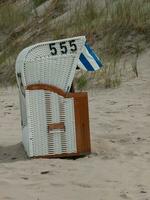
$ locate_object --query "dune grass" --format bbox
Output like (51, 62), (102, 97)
(0, 0), (150, 86)
(55, 0), (150, 54)
(63, 0), (150, 88)
(0, 2), (30, 33)
(32, 0), (48, 7)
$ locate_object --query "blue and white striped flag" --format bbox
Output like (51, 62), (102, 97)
(78, 42), (103, 71)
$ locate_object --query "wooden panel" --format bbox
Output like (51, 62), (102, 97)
(69, 92), (91, 154)
(32, 152), (88, 159)
(48, 122), (65, 131)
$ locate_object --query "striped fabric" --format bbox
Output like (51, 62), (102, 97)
(78, 42), (103, 71)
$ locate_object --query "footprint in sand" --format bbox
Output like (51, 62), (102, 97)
(71, 181), (92, 188)
(50, 183), (65, 187)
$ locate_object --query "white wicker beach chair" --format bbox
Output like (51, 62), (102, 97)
(16, 36), (91, 158)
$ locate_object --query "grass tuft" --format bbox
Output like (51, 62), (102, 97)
(0, 3), (30, 33)
(32, 0), (47, 7)
(76, 73), (88, 90)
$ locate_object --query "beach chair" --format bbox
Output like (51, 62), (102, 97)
(16, 36), (93, 158)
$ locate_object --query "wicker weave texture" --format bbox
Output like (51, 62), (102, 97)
(25, 90), (76, 157)
(15, 36), (85, 157)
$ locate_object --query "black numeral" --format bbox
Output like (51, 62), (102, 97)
(69, 40), (77, 52)
(49, 43), (57, 55)
(60, 41), (67, 54)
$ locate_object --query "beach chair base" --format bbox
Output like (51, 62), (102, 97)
(23, 84), (91, 158)
(32, 152), (91, 159)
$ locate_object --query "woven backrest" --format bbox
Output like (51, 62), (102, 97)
(16, 36), (86, 92)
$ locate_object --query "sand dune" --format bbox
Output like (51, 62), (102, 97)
(0, 50), (150, 200)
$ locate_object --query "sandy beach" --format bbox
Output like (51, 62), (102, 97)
(0, 50), (150, 200)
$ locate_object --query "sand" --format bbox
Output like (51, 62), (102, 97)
(0, 50), (150, 200)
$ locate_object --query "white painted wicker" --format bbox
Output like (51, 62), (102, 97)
(16, 36), (86, 91)
(16, 36), (85, 157)
(25, 90), (76, 157)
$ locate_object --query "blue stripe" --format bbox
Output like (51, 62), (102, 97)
(79, 53), (95, 71)
(85, 43), (103, 68)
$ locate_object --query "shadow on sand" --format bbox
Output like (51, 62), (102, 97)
(0, 142), (28, 163)
(0, 143), (95, 163)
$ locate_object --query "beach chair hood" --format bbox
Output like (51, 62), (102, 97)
(16, 36), (86, 93)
